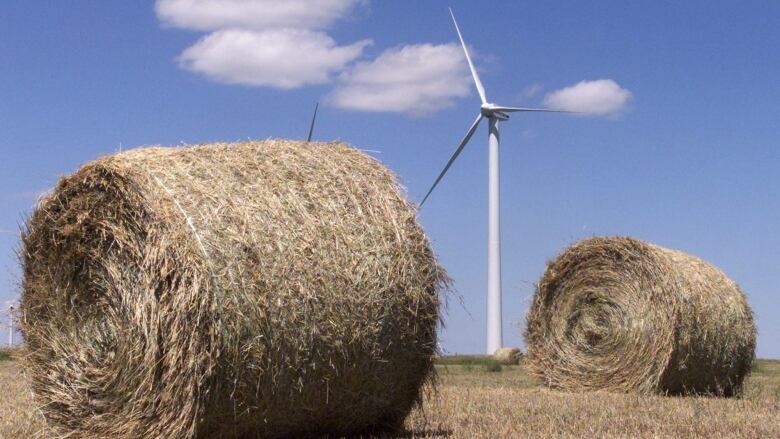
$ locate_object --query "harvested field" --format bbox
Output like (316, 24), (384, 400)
(2, 351), (778, 438)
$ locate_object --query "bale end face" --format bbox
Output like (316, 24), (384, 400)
(523, 236), (756, 397)
(493, 347), (523, 365)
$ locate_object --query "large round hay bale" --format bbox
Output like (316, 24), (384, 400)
(493, 347), (522, 365)
(524, 236), (755, 396)
(20, 140), (446, 438)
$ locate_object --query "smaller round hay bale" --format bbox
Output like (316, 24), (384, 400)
(524, 236), (756, 396)
(493, 347), (522, 365)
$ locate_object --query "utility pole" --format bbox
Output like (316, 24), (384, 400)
(7, 304), (13, 346)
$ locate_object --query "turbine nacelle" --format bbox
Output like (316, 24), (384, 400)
(481, 103), (510, 120)
(482, 102), (573, 119)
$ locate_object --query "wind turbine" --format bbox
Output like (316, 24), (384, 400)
(420, 8), (574, 355)
(306, 102), (319, 142)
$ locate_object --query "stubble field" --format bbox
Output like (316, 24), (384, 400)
(1, 349), (778, 438)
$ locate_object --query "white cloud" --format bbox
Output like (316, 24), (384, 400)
(155, 2), (474, 113)
(157, 0), (369, 89)
(543, 79), (632, 116)
(178, 29), (371, 89)
(328, 43), (471, 116)
(155, 0), (364, 31)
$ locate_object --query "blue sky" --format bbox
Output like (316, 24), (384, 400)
(1, 1), (778, 357)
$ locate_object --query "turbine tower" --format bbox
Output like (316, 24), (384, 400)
(421, 9), (573, 354)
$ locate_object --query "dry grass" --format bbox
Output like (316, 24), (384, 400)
(20, 140), (445, 438)
(525, 237), (756, 396)
(406, 360), (780, 438)
(0, 349), (47, 438)
(3, 351), (778, 438)
(493, 347), (522, 365)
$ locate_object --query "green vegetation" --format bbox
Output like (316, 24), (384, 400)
(752, 359), (780, 376)
(436, 355), (504, 372)
(483, 360), (502, 373)
(436, 355), (493, 366)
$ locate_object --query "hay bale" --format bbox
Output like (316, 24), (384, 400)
(524, 236), (755, 396)
(20, 140), (446, 438)
(493, 347), (522, 365)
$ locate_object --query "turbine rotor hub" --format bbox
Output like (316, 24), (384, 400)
(480, 102), (497, 116)
(481, 103), (509, 120)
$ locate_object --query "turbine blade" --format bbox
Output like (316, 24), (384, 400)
(420, 114), (484, 207)
(449, 8), (487, 104)
(307, 102), (319, 142)
(491, 106), (579, 114)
